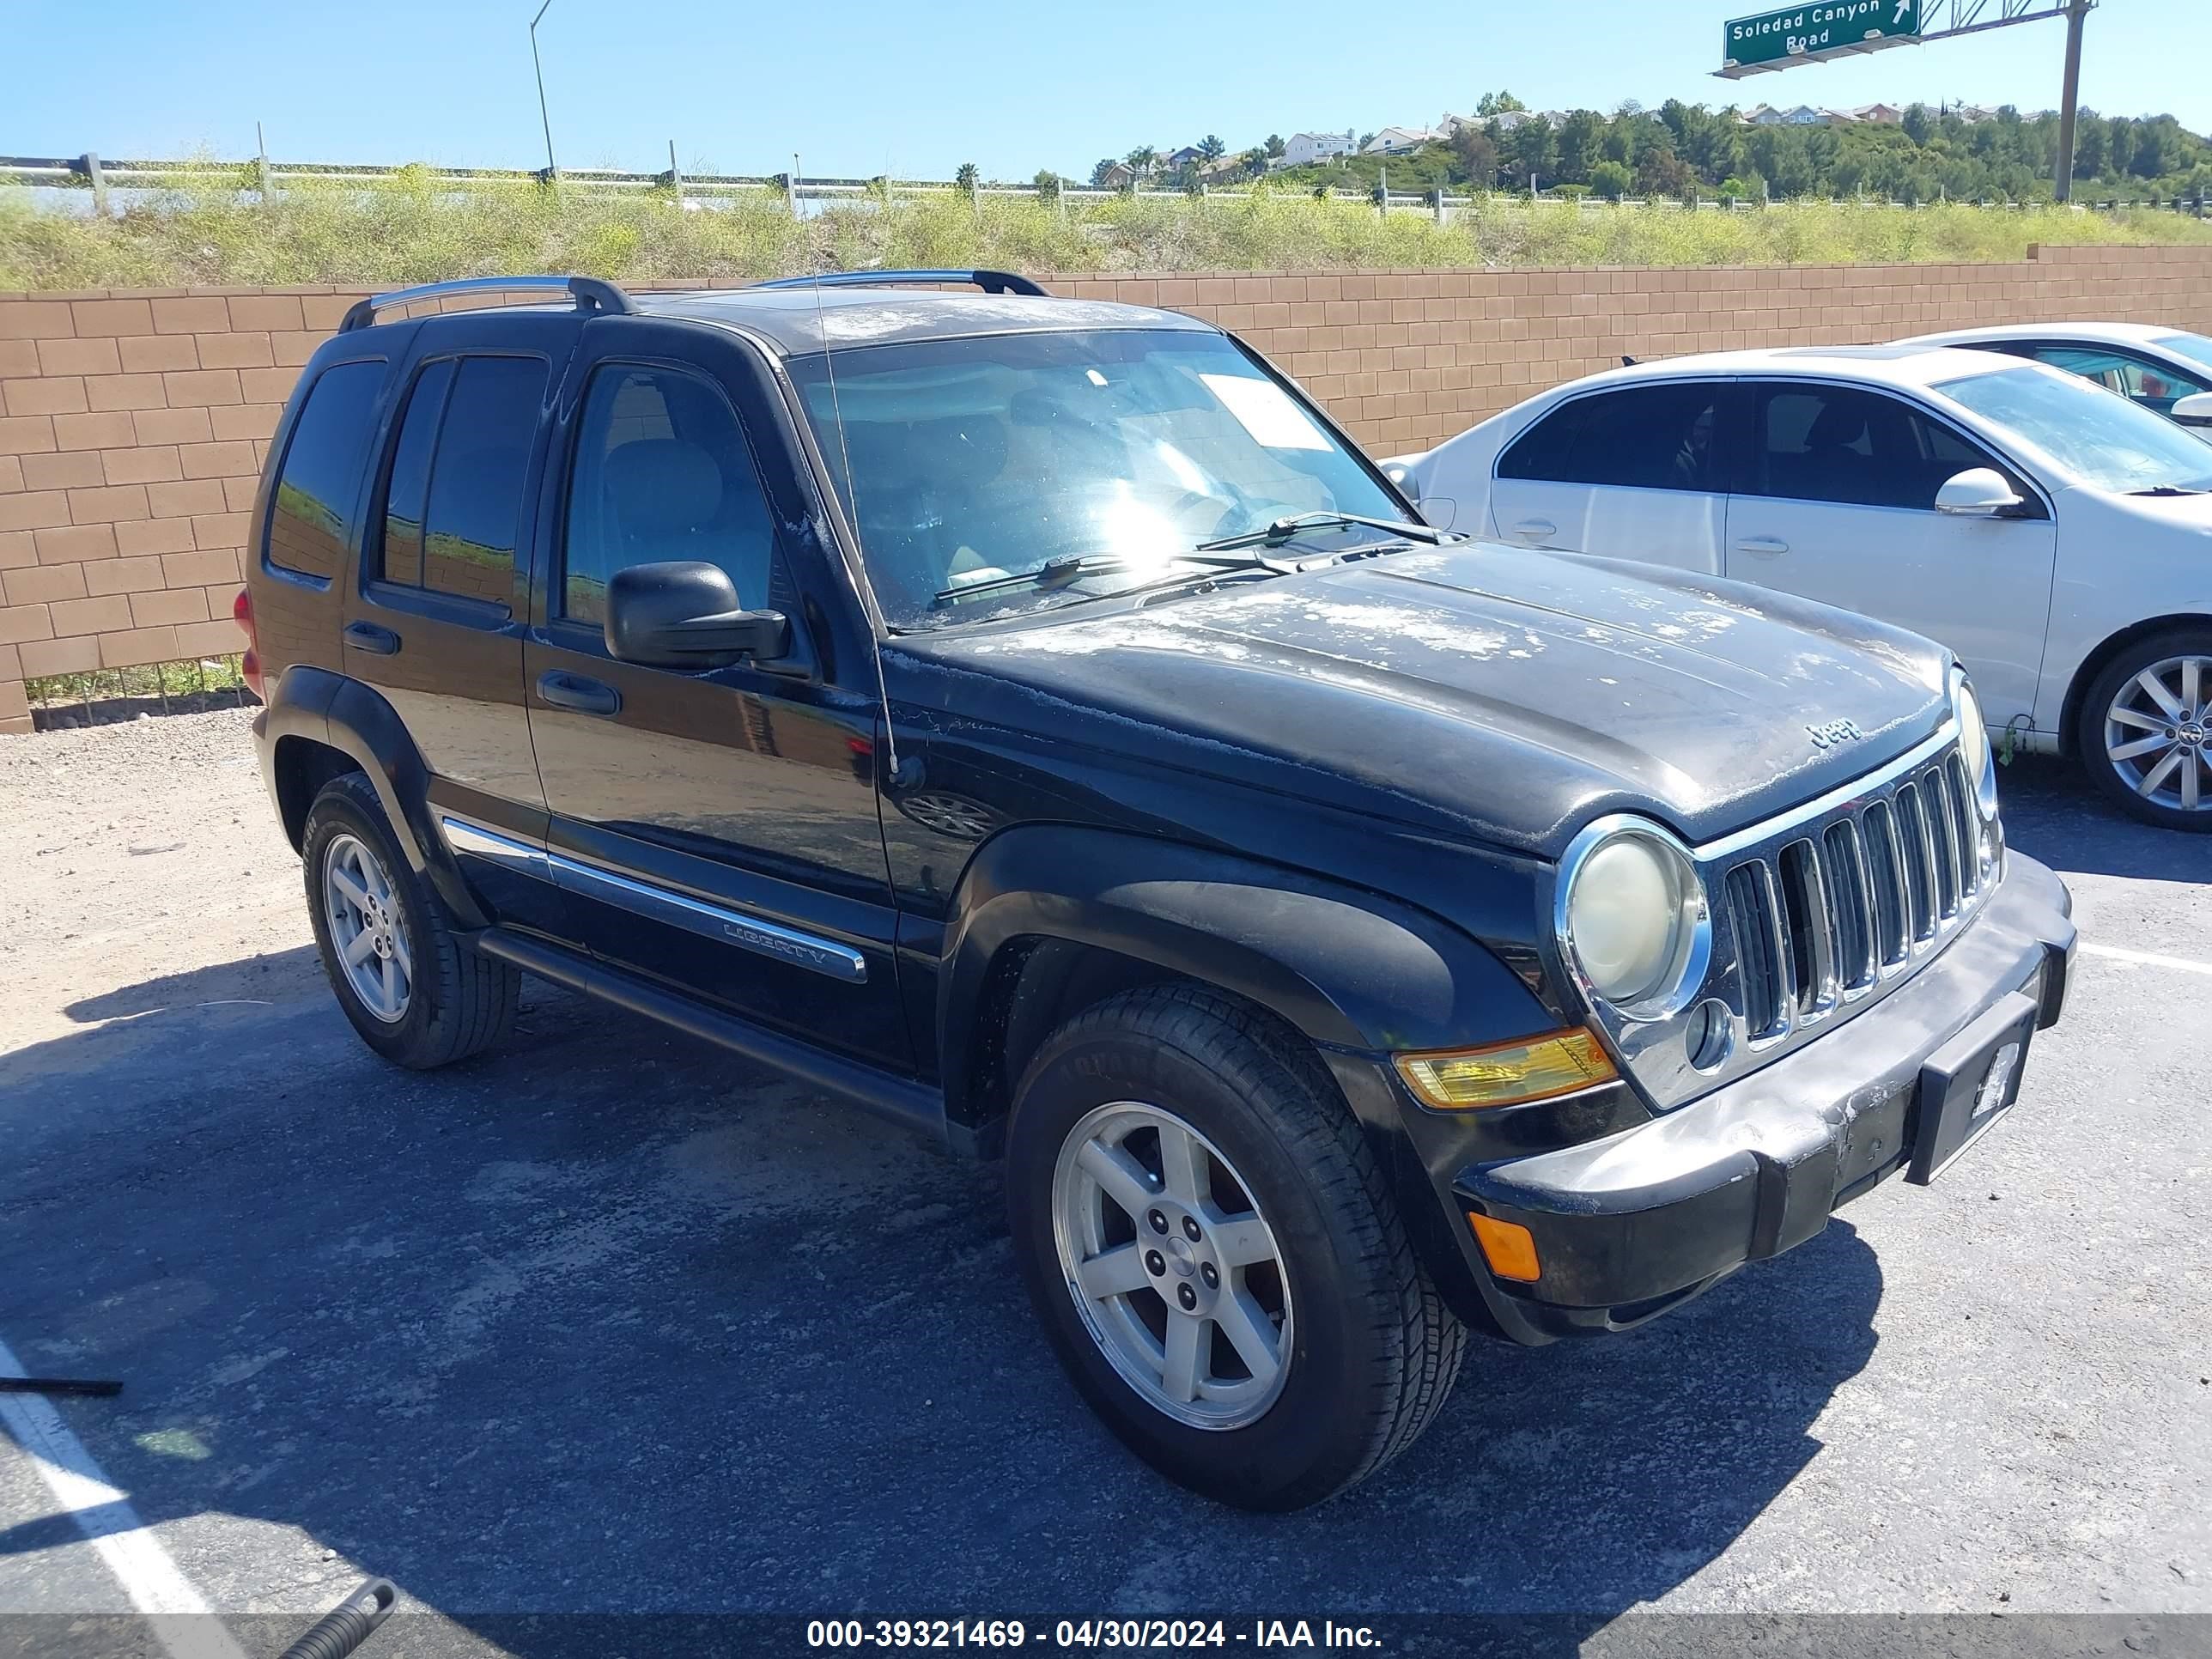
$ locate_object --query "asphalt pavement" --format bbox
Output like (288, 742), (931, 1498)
(0, 714), (2208, 1657)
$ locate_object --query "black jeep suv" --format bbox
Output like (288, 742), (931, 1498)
(245, 270), (2075, 1510)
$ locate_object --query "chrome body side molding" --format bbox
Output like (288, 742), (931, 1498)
(438, 816), (868, 986)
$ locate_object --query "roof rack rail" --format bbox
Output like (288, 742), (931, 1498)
(750, 269), (1050, 298)
(337, 275), (637, 333)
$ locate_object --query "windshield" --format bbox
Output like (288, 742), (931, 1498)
(2153, 332), (2212, 374)
(1936, 364), (2212, 495)
(788, 329), (1412, 629)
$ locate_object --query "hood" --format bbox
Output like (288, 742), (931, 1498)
(897, 544), (1952, 858)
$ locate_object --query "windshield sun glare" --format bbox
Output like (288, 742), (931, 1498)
(789, 329), (1411, 629)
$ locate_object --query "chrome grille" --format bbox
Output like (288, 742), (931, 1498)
(1712, 741), (1992, 1051)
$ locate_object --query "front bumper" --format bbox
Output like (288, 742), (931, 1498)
(1425, 853), (2070, 1343)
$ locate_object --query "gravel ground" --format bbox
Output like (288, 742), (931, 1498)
(0, 708), (2208, 1657)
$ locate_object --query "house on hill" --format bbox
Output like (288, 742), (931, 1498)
(1280, 130), (1356, 166)
(1362, 125), (1443, 155)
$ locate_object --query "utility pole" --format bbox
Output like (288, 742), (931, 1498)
(530, 0), (558, 179)
(2051, 0), (2089, 203)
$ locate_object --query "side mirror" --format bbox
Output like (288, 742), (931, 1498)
(2172, 391), (2212, 428)
(1935, 467), (2025, 518)
(605, 561), (789, 669)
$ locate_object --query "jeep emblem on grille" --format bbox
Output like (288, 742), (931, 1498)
(1807, 719), (1865, 750)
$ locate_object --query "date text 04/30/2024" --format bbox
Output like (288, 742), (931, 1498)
(805, 1620), (1383, 1649)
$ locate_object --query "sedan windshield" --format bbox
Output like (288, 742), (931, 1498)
(1936, 364), (2212, 495)
(787, 329), (1413, 629)
(2153, 332), (2212, 374)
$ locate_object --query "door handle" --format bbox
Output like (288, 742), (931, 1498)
(343, 621), (400, 655)
(1734, 537), (1790, 557)
(1510, 519), (1556, 542)
(536, 671), (621, 717)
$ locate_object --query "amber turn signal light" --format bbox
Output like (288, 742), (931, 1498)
(1394, 1029), (1615, 1109)
(1468, 1212), (1541, 1283)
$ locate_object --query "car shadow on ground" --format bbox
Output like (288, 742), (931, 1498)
(1997, 754), (2212, 883)
(0, 960), (1885, 1655)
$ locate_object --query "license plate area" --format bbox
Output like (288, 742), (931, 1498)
(1905, 984), (2040, 1185)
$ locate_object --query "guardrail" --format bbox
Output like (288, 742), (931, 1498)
(4, 152), (2204, 221)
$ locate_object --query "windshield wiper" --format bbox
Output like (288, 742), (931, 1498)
(2130, 485), (2209, 497)
(931, 550), (1291, 608)
(1194, 511), (1454, 552)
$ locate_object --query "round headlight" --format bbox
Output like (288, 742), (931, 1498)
(1956, 680), (1990, 782)
(1564, 830), (1703, 1010)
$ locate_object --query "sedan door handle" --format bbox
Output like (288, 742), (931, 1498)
(536, 671), (621, 717)
(1510, 518), (1556, 542)
(1734, 537), (1790, 557)
(343, 621), (400, 655)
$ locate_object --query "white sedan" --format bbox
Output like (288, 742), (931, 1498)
(1896, 321), (2212, 436)
(1393, 344), (2212, 829)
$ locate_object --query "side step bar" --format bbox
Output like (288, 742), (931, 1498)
(472, 927), (948, 1147)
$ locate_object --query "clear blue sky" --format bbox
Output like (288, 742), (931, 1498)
(7, 0), (2205, 179)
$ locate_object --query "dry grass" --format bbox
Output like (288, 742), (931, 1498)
(5, 168), (2210, 289)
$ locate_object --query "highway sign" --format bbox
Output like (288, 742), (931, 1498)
(1722, 0), (1921, 75)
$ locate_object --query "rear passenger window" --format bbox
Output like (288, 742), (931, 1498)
(376, 356), (548, 608)
(559, 364), (778, 626)
(266, 361), (384, 580)
(1497, 384), (1726, 493)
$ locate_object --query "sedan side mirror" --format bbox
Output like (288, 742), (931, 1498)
(605, 561), (789, 670)
(1935, 467), (2025, 518)
(2172, 391), (2212, 428)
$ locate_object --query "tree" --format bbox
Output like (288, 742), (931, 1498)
(1589, 160), (1632, 200)
(1555, 109), (1604, 185)
(1506, 118), (1555, 189)
(1033, 169), (1061, 198)
(1476, 89), (1526, 117)
(954, 161), (980, 192)
(2071, 108), (2107, 178)
(1357, 132), (1377, 151)
(1635, 147), (1695, 198)
(1902, 103), (1932, 144)
(1449, 125), (1498, 189)
(1125, 146), (1156, 173)
(1090, 158), (1118, 188)
(1265, 133), (1285, 159)
(1241, 149), (1270, 179)
(1199, 134), (1225, 161)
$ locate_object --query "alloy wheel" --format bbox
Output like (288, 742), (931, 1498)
(323, 832), (413, 1022)
(1049, 1101), (1293, 1431)
(2104, 654), (2212, 813)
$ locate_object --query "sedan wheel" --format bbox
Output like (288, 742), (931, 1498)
(1050, 1101), (1292, 1431)
(2103, 653), (2212, 814)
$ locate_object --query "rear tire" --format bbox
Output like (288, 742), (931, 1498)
(2075, 629), (2212, 831)
(301, 772), (519, 1067)
(1005, 985), (1465, 1511)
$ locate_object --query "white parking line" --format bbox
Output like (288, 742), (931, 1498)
(2079, 940), (2212, 977)
(0, 1338), (247, 1659)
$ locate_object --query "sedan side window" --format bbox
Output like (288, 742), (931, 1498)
(560, 364), (780, 627)
(2031, 346), (2209, 414)
(1747, 383), (2013, 511)
(1498, 384), (1728, 493)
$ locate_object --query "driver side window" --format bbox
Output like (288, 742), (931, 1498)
(2030, 346), (2209, 413)
(561, 364), (778, 626)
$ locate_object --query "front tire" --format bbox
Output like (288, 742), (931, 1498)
(1005, 986), (1465, 1510)
(2076, 629), (2212, 830)
(301, 772), (519, 1067)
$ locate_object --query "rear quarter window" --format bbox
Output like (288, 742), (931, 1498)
(264, 360), (385, 581)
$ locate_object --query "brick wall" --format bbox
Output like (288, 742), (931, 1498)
(3, 243), (2209, 734)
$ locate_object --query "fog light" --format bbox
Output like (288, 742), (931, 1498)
(1468, 1212), (1540, 1282)
(1395, 1029), (1616, 1109)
